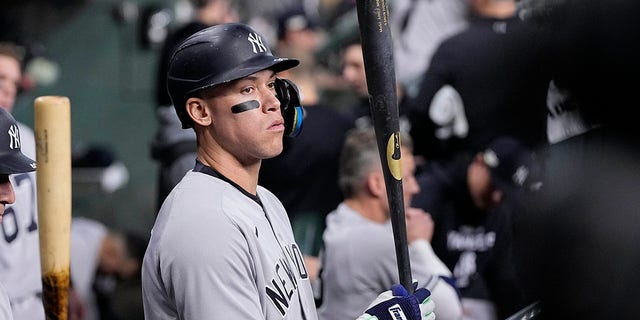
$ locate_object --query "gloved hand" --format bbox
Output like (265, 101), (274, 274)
(357, 284), (435, 320)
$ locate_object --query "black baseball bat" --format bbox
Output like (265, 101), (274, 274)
(355, 0), (413, 293)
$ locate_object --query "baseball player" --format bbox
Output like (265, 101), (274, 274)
(151, 0), (240, 211)
(142, 23), (435, 320)
(411, 136), (541, 319)
(68, 215), (148, 320)
(0, 42), (45, 320)
(0, 107), (38, 320)
(405, 0), (553, 163)
(317, 127), (462, 320)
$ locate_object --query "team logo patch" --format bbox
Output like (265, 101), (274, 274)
(7, 124), (21, 149)
(247, 32), (267, 53)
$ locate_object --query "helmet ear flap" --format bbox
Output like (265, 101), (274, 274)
(275, 78), (304, 138)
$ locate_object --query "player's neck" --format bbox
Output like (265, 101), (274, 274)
(197, 151), (260, 195)
(345, 197), (387, 223)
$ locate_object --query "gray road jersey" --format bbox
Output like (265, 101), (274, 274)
(0, 123), (44, 320)
(142, 170), (317, 320)
(0, 283), (13, 320)
(318, 203), (458, 320)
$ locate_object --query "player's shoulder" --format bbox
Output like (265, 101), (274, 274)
(147, 184), (257, 268)
(169, 171), (235, 199)
(156, 172), (255, 232)
(72, 216), (106, 230)
(324, 205), (391, 248)
(71, 217), (108, 242)
(256, 185), (277, 201)
(256, 186), (291, 222)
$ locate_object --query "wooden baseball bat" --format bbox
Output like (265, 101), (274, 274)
(355, 0), (413, 293)
(34, 96), (71, 320)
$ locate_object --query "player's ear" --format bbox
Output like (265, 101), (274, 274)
(186, 97), (212, 127)
(367, 172), (386, 197)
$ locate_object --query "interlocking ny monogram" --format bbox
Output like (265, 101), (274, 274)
(247, 32), (267, 53)
(7, 124), (20, 149)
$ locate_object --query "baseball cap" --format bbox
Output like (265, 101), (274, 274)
(482, 136), (543, 196)
(276, 6), (319, 40)
(0, 108), (36, 174)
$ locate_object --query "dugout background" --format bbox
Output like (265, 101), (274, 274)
(8, 0), (194, 236)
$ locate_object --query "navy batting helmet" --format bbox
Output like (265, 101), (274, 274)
(0, 108), (36, 174)
(167, 23), (300, 128)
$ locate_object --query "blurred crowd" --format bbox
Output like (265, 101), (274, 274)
(1, 0), (640, 319)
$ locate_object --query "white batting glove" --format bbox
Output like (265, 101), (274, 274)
(356, 284), (436, 320)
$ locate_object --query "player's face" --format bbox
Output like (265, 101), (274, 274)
(380, 146), (420, 215)
(401, 147), (420, 206)
(468, 154), (503, 209)
(342, 44), (369, 97)
(0, 174), (16, 223)
(0, 55), (21, 112)
(205, 69), (285, 163)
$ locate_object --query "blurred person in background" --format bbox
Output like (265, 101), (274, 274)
(150, 0), (239, 211)
(338, 35), (411, 131)
(71, 217), (147, 320)
(412, 136), (542, 319)
(0, 41), (44, 320)
(390, 0), (469, 99)
(404, 0), (553, 166)
(318, 127), (462, 320)
(511, 1), (640, 319)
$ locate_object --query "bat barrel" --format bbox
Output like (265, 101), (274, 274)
(35, 96), (72, 320)
(355, 0), (413, 293)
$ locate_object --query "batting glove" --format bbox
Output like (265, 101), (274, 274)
(357, 284), (436, 320)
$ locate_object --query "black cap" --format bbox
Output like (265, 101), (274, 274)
(277, 6), (319, 40)
(167, 23), (300, 128)
(0, 108), (36, 174)
(482, 136), (543, 195)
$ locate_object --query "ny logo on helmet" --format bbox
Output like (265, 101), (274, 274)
(247, 33), (267, 54)
(7, 124), (20, 149)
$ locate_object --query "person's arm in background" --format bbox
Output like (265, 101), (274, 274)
(406, 207), (463, 320)
(404, 39), (471, 166)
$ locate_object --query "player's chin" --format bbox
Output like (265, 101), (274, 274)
(265, 143), (284, 158)
(257, 137), (284, 159)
